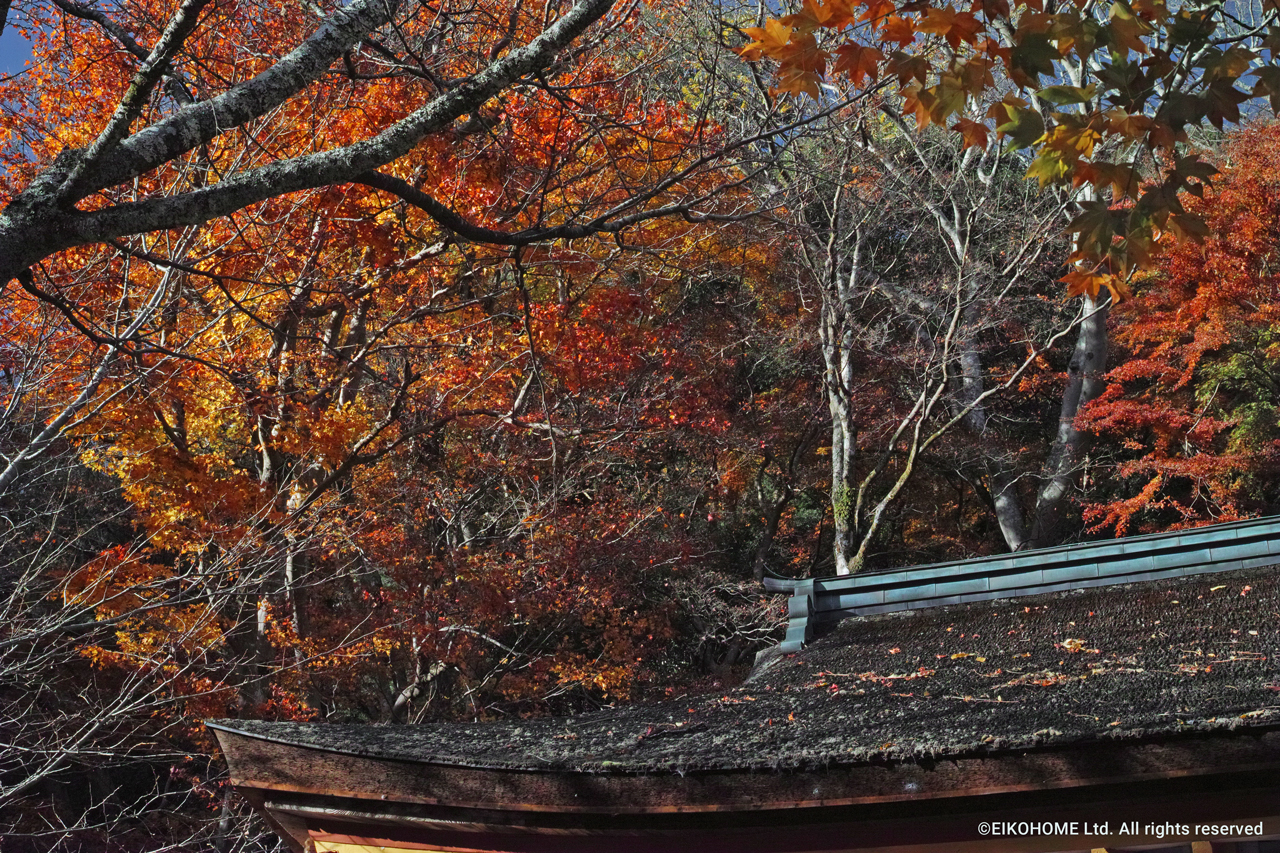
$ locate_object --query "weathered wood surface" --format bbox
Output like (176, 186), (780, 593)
(215, 723), (1280, 814)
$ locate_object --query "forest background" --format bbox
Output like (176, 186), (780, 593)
(3, 0), (1280, 848)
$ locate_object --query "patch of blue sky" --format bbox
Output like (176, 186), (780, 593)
(0, 24), (32, 78)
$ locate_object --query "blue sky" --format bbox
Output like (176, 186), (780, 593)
(0, 26), (32, 77)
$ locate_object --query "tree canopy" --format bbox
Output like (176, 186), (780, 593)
(5, 0), (1280, 848)
(738, 0), (1279, 298)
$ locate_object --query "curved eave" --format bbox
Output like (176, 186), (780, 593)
(212, 721), (1280, 816)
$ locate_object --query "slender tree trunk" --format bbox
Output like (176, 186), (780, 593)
(990, 467), (1029, 550)
(214, 784), (234, 853)
(750, 466), (792, 582)
(247, 596), (270, 708)
(823, 299), (859, 575)
(284, 545), (305, 646)
(957, 328), (1031, 551)
(1029, 295), (1109, 547)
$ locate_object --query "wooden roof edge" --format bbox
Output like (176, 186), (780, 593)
(277, 807), (1280, 853)
(211, 721), (1280, 818)
(260, 782), (1280, 837)
(230, 743), (1280, 853)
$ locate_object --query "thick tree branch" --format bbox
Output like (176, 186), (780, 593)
(38, 0), (611, 249)
(48, 0), (198, 105)
(64, 0), (216, 193)
(0, 0), (621, 283)
(57, 0), (404, 200)
(50, 0), (153, 60)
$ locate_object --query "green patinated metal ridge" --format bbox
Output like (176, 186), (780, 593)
(767, 516), (1280, 652)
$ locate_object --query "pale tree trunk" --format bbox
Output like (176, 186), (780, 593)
(1028, 294), (1109, 547)
(957, 324), (1030, 552)
(954, 295), (1110, 553)
(1024, 181), (1110, 548)
(824, 298), (860, 576)
(816, 198), (863, 576)
(990, 467), (1030, 550)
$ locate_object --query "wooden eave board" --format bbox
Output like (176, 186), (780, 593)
(272, 783), (1280, 853)
(214, 725), (1280, 816)
(218, 724), (1280, 853)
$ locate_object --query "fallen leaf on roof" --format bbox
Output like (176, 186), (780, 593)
(1091, 664), (1145, 675)
(1001, 670), (1082, 688)
(638, 721), (707, 742)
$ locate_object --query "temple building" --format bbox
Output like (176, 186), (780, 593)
(212, 517), (1280, 853)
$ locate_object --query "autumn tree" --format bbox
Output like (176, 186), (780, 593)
(771, 106), (1092, 572)
(0, 0), (822, 846)
(698, 30), (1107, 570)
(0, 0), (610, 286)
(0, 304), (253, 848)
(1084, 122), (1280, 534)
(726, 0), (1280, 569)
(737, 0), (1275, 290)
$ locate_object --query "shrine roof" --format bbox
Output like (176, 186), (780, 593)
(211, 562), (1280, 775)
